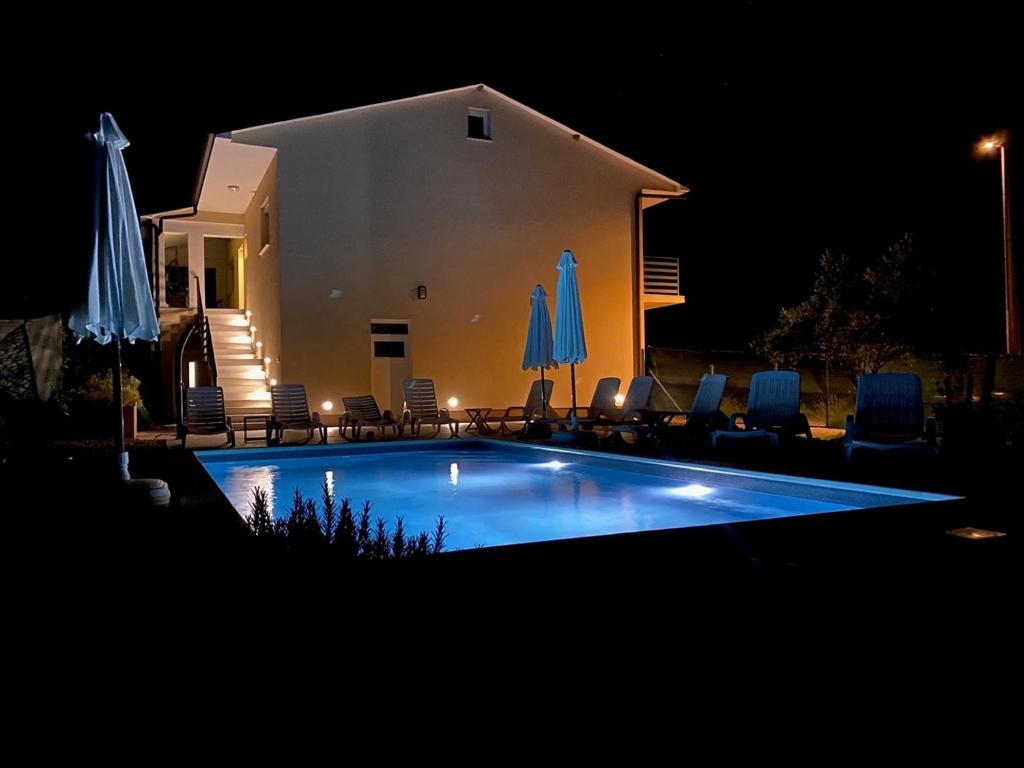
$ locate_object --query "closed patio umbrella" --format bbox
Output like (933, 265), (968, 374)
(553, 249), (587, 429)
(521, 284), (558, 419)
(68, 113), (159, 481)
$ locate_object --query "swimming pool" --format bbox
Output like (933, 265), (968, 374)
(198, 440), (959, 550)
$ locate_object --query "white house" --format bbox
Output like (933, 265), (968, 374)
(145, 84), (687, 423)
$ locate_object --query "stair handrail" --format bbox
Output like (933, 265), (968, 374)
(193, 273), (218, 387)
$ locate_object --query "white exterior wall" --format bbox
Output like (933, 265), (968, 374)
(229, 88), (681, 411)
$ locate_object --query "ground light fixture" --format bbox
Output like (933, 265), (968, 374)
(947, 527), (1006, 540)
(614, 393), (626, 407)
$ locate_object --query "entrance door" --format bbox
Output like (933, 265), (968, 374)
(370, 320), (410, 415)
(204, 268), (218, 309)
(203, 237), (243, 309)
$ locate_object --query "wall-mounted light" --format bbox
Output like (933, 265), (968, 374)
(322, 401), (334, 412)
(256, 341), (263, 351)
(269, 378), (277, 386)
(417, 285), (427, 300)
(245, 309), (252, 319)
(264, 356), (272, 365)
(228, 184), (240, 192)
(448, 397), (459, 409)
(250, 325), (257, 334)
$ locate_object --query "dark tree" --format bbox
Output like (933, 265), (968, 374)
(754, 234), (932, 383)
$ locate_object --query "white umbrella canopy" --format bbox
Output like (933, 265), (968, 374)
(553, 249), (587, 428)
(68, 113), (159, 480)
(521, 284), (558, 418)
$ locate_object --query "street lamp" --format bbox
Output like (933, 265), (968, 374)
(979, 135), (1019, 355)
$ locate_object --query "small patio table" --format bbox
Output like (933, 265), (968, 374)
(463, 407), (495, 434)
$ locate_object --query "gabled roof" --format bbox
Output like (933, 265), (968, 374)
(229, 84), (687, 193)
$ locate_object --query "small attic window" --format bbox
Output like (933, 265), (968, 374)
(467, 108), (491, 141)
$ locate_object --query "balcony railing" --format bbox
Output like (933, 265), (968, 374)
(643, 256), (680, 296)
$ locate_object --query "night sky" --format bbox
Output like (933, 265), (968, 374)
(7, 4), (1020, 355)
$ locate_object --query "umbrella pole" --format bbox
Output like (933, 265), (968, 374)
(112, 336), (129, 480)
(540, 367), (547, 418)
(570, 363), (578, 430)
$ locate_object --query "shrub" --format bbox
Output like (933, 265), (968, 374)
(70, 370), (144, 408)
(245, 482), (446, 561)
(802, 392), (856, 429)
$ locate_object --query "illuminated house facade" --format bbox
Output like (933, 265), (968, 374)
(146, 85), (686, 421)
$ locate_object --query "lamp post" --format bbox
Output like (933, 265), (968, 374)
(980, 136), (1019, 355)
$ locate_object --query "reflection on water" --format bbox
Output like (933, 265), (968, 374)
(204, 450), (863, 549)
(220, 464), (280, 517)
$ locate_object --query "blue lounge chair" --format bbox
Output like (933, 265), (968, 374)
(711, 370), (811, 451)
(554, 376), (620, 426)
(676, 373), (729, 438)
(608, 373), (727, 447)
(579, 375), (654, 428)
(844, 373), (937, 463)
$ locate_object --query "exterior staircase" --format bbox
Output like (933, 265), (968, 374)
(204, 308), (271, 421)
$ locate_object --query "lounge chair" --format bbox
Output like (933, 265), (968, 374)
(553, 377), (620, 426)
(578, 375), (654, 427)
(635, 373), (729, 441)
(269, 384), (326, 444)
(606, 374), (728, 448)
(402, 378), (459, 437)
(844, 373), (938, 463)
(341, 395), (399, 440)
(484, 379), (557, 434)
(710, 370), (811, 451)
(676, 373), (729, 438)
(179, 386), (234, 449)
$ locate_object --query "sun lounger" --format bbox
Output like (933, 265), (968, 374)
(269, 384), (326, 444)
(341, 394), (400, 440)
(180, 386), (234, 448)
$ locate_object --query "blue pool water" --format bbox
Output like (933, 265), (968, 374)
(198, 441), (958, 550)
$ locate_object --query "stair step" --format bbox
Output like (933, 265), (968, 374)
(217, 370), (267, 380)
(224, 383), (270, 392)
(225, 392), (272, 402)
(208, 322), (247, 328)
(222, 391), (269, 399)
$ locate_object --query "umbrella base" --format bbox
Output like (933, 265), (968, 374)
(121, 478), (172, 508)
